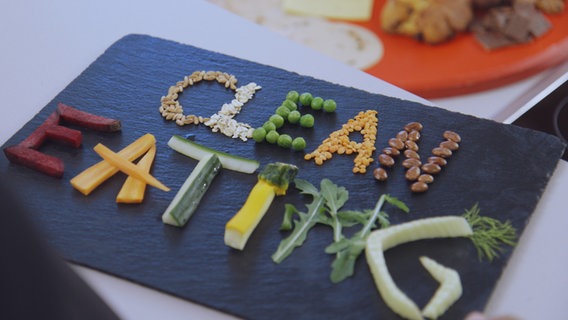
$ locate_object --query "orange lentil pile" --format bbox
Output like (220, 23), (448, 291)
(304, 110), (378, 173)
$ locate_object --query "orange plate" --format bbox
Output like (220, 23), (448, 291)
(351, 1), (568, 98)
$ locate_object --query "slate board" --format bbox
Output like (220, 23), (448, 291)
(1, 34), (565, 320)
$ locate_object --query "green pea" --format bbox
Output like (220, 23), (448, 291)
(286, 90), (299, 103)
(265, 130), (280, 144)
(252, 127), (267, 142)
(277, 134), (293, 149)
(275, 106), (291, 119)
(282, 99), (298, 111)
(287, 110), (301, 124)
(291, 137), (307, 151)
(262, 121), (276, 132)
(269, 114), (285, 128)
(300, 114), (315, 128)
(299, 92), (313, 107)
(311, 97), (324, 110)
(323, 99), (337, 112)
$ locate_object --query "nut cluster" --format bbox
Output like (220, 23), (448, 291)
(159, 71), (238, 126)
(409, 130), (460, 193)
(373, 122), (461, 193)
(304, 110), (378, 173)
(373, 121), (424, 182)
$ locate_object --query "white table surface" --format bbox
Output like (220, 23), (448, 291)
(1, 1), (567, 319)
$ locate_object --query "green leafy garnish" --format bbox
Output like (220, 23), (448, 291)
(271, 178), (328, 263)
(325, 194), (408, 283)
(271, 177), (409, 283)
(320, 179), (350, 243)
(463, 203), (517, 262)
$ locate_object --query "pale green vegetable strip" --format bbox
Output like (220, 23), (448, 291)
(365, 216), (473, 320)
(167, 135), (259, 174)
(419, 256), (463, 320)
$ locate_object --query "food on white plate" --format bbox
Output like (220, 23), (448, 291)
(282, 0), (374, 21)
(208, 0), (384, 69)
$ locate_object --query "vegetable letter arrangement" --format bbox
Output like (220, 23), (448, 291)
(0, 35), (564, 320)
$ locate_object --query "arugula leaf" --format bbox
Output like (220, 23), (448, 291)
(321, 179), (349, 216)
(272, 179), (409, 284)
(326, 194), (407, 283)
(328, 239), (366, 283)
(384, 195), (410, 213)
(317, 179), (353, 282)
(320, 178), (349, 242)
(337, 210), (373, 227)
(272, 178), (351, 263)
(271, 179), (327, 264)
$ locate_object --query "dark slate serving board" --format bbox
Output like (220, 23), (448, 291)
(1, 34), (565, 320)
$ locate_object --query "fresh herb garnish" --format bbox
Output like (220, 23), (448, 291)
(325, 194), (409, 283)
(320, 179), (350, 244)
(463, 203), (517, 262)
(271, 177), (409, 283)
(271, 178), (328, 263)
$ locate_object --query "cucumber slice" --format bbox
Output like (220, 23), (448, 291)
(365, 216), (472, 320)
(419, 256), (462, 319)
(167, 135), (259, 174)
(162, 153), (221, 227)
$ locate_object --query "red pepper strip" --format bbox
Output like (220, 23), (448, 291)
(3, 145), (64, 178)
(45, 125), (83, 148)
(19, 111), (60, 149)
(57, 103), (121, 132)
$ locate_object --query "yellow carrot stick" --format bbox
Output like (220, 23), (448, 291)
(93, 143), (170, 192)
(116, 144), (157, 203)
(71, 133), (156, 195)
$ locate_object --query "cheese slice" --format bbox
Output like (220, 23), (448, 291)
(282, 0), (374, 21)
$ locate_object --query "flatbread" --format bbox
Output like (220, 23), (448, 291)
(208, 0), (384, 69)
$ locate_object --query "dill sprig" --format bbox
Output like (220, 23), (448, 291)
(463, 203), (518, 262)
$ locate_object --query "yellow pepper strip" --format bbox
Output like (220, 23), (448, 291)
(224, 162), (298, 251)
(225, 179), (276, 250)
(116, 144), (157, 203)
(71, 133), (156, 195)
(93, 143), (169, 192)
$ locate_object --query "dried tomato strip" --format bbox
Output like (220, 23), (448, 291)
(3, 145), (64, 178)
(46, 125), (83, 148)
(57, 103), (121, 132)
(19, 111), (60, 149)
